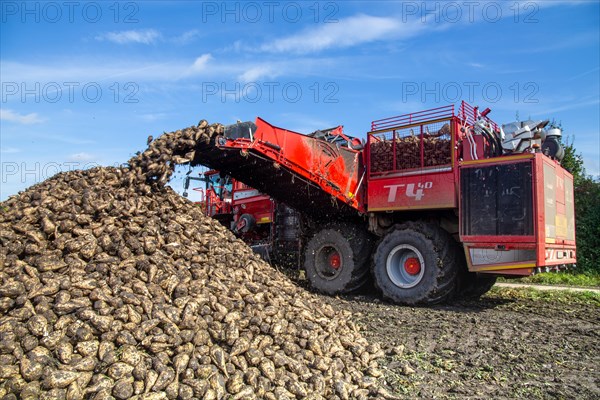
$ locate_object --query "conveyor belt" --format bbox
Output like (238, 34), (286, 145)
(193, 141), (359, 220)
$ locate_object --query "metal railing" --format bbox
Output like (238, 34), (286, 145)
(458, 101), (499, 131)
(371, 104), (455, 131)
(371, 101), (499, 132)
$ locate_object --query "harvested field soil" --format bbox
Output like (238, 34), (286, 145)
(320, 288), (600, 399)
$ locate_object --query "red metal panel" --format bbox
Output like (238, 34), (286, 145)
(223, 118), (365, 212)
(459, 155), (537, 275)
(555, 169), (566, 215)
(543, 158), (574, 243)
(234, 196), (273, 224)
(459, 155), (536, 239)
(534, 154), (546, 267)
(543, 245), (576, 266)
(537, 155), (577, 266)
(460, 153), (577, 274)
(461, 135), (486, 161)
(368, 171), (455, 211)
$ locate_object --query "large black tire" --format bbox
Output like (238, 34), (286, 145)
(453, 243), (497, 299)
(304, 223), (372, 294)
(459, 273), (497, 299)
(372, 222), (459, 305)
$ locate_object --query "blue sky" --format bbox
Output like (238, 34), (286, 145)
(1, 0), (599, 200)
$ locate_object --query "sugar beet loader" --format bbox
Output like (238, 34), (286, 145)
(186, 101), (576, 305)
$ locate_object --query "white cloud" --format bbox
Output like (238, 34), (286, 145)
(0, 147), (20, 154)
(257, 2), (590, 56)
(2, 54), (343, 86)
(139, 113), (169, 122)
(67, 152), (96, 162)
(238, 66), (280, 82)
(468, 62), (484, 68)
(260, 14), (423, 54)
(172, 30), (200, 45)
(1, 58), (209, 83)
(0, 109), (44, 124)
(96, 29), (161, 45)
(529, 98), (600, 117)
(3, 60), (185, 83)
(185, 54), (214, 75)
(567, 67), (600, 81)
(2, 48), (351, 85)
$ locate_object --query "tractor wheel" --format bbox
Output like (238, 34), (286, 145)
(453, 243), (497, 299)
(304, 223), (372, 294)
(372, 222), (459, 305)
(459, 273), (497, 299)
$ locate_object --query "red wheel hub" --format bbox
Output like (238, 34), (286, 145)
(328, 253), (341, 269)
(404, 257), (421, 275)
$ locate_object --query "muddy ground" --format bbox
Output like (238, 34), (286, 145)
(320, 288), (599, 399)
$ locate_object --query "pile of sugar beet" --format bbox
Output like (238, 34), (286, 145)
(0, 120), (387, 400)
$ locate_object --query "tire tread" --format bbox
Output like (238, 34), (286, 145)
(372, 221), (460, 305)
(304, 222), (373, 294)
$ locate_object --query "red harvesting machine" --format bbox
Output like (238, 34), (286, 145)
(189, 101), (576, 305)
(183, 170), (301, 265)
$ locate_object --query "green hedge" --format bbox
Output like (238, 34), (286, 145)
(573, 176), (600, 274)
(559, 135), (599, 275)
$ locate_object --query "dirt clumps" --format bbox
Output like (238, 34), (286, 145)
(323, 292), (600, 399)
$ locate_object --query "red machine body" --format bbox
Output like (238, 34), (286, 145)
(365, 102), (575, 275)
(189, 100), (576, 304)
(195, 170), (274, 235)
(203, 170), (233, 218)
(232, 182), (274, 226)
